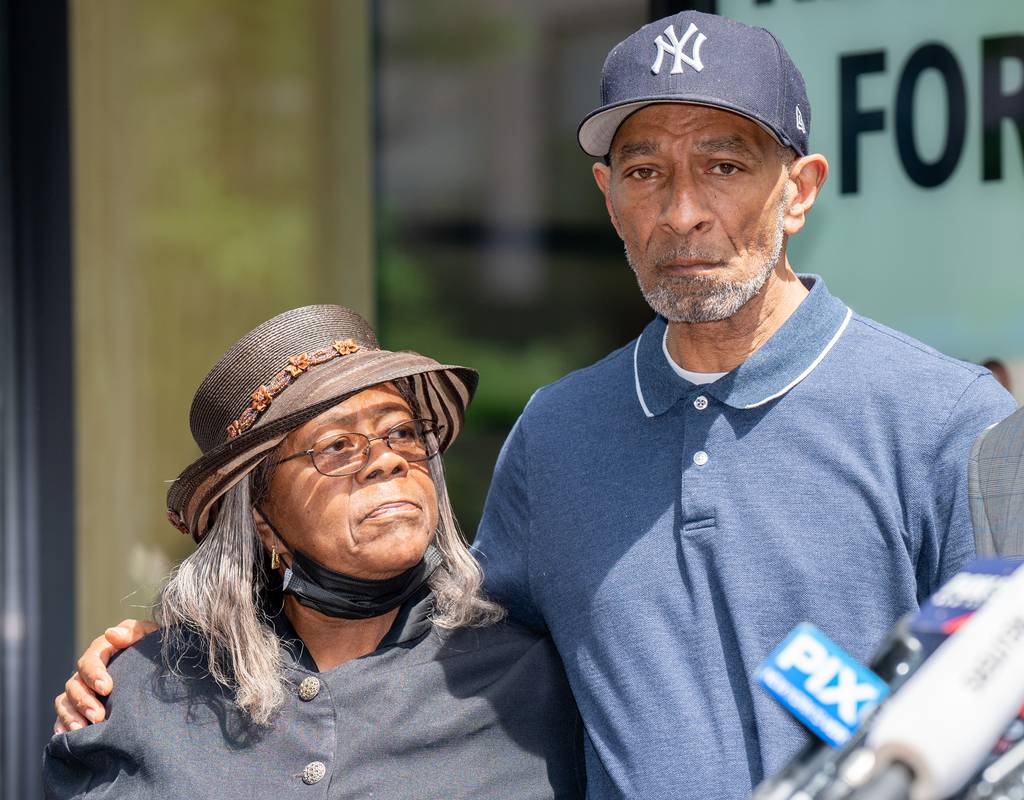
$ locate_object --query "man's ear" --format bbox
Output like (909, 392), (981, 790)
(783, 153), (828, 236)
(592, 161), (624, 240)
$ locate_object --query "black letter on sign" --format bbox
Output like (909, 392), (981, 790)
(895, 43), (967, 188)
(982, 36), (1024, 182)
(840, 51), (886, 195)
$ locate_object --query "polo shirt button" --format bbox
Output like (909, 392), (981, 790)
(302, 761), (326, 785)
(694, 395), (709, 411)
(693, 450), (709, 466)
(298, 676), (321, 701)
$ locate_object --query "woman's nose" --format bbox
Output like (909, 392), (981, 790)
(358, 439), (409, 482)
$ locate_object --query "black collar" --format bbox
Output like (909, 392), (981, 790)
(268, 585), (435, 673)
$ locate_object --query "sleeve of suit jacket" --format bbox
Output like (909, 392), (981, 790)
(968, 405), (1024, 557)
(923, 375), (1016, 591)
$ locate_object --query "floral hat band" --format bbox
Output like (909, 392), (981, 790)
(225, 338), (362, 441)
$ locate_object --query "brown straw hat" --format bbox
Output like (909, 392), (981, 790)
(165, 304), (477, 542)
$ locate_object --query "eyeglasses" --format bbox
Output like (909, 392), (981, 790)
(277, 418), (443, 477)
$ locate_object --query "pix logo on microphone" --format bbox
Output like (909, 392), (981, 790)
(757, 623), (889, 748)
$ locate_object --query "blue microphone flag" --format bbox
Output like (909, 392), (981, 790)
(756, 623), (889, 748)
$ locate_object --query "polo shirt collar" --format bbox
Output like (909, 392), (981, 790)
(632, 275), (852, 416)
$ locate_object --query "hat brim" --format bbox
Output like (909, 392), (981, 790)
(166, 348), (477, 542)
(577, 97), (795, 158)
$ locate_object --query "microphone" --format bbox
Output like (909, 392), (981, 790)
(752, 615), (925, 800)
(909, 559), (1023, 657)
(856, 561), (1024, 800)
(963, 736), (1024, 800)
(754, 559), (1024, 800)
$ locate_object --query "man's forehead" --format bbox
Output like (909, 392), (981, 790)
(610, 103), (775, 157)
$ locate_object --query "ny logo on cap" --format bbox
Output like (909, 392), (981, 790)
(651, 22), (707, 75)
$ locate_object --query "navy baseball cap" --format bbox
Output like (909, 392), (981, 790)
(578, 11), (810, 158)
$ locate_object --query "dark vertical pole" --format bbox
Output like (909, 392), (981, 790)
(0, 0), (75, 798)
(371, 0), (383, 332)
(0, 2), (18, 792)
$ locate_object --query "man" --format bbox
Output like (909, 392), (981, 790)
(472, 10), (1017, 800)
(969, 405), (1024, 557)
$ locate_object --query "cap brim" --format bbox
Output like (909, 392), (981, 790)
(167, 349), (477, 541)
(577, 97), (792, 157)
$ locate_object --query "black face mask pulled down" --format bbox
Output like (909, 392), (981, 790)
(261, 513), (441, 620)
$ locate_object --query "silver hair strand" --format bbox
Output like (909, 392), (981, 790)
(426, 452), (505, 629)
(156, 474), (287, 727)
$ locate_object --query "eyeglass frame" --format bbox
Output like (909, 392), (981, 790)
(276, 417), (444, 477)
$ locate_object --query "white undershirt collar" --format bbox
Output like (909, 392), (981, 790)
(662, 327), (728, 385)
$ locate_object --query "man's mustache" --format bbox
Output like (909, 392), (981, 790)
(649, 245), (725, 269)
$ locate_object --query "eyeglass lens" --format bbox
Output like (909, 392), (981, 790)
(312, 419), (439, 476)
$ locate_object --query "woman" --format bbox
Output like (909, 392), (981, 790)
(45, 305), (583, 799)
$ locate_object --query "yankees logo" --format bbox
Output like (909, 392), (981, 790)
(651, 22), (707, 75)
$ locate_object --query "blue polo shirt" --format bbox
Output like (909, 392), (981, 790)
(473, 276), (1016, 800)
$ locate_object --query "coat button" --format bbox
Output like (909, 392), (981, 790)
(302, 761), (326, 785)
(298, 676), (321, 701)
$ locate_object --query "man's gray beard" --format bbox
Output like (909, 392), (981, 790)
(626, 202), (786, 323)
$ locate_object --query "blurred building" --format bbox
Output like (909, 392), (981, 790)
(1, 1), (1021, 796)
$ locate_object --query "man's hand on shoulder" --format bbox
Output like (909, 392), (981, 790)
(53, 618), (158, 733)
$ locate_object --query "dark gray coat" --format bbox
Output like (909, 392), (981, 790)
(43, 594), (585, 799)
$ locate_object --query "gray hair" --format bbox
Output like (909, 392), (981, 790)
(156, 452), (504, 727)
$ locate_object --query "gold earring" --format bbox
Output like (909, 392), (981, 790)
(271, 545), (280, 570)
